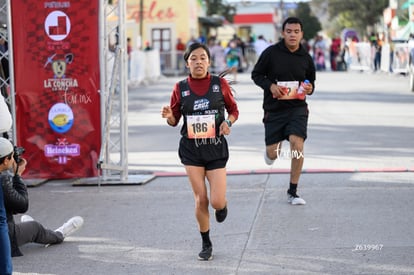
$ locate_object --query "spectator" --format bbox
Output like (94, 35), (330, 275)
(372, 33), (383, 72)
(254, 35), (270, 57)
(187, 36), (198, 47)
(127, 37), (132, 79)
(225, 41), (243, 81)
(316, 50), (325, 71)
(0, 137), (84, 257)
(300, 38), (311, 53)
(0, 138), (12, 275)
(313, 35), (326, 70)
(176, 38), (186, 73)
(330, 37), (341, 71)
(208, 38), (226, 74)
(144, 41), (152, 51)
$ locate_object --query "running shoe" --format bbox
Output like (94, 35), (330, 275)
(287, 191), (306, 205)
(55, 216), (84, 238)
(198, 243), (213, 261)
(215, 205), (227, 223)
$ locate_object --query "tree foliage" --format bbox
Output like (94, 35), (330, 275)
(204, 0), (236, 22)
(312, 0), (388, 37)
(294, 2), (322, 40)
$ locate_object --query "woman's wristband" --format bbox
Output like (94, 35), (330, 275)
(225, 119), (232, 127)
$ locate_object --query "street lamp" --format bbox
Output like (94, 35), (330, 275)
(139, 0), (143, 50)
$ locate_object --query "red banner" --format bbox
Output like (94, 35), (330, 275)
(11, 0), (101, 179)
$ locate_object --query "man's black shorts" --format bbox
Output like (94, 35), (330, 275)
(263, 106), (309, 146)
(178, 136), (229, 170)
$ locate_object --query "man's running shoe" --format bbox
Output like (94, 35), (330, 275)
(198, 243), (213, 261)
(287, 191), (306, 205)
(215, 205), (227, 223)
(264, 151), (275, 165)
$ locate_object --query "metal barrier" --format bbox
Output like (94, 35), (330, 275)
(128, 49), (162, 86)
(127, 50), (185, 87)
(159, 50), (187, 76)
(346, 41), (409, 74)
(391, 43), (409, 74)
(348, 42), (372, 71)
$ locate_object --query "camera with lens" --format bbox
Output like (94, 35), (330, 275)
(13, 146), (25, 164)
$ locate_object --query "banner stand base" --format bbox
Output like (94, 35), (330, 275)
(71, 174), (156, 186)
(25, 179), (49, 187)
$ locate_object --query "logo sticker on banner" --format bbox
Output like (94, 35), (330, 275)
(48, 102), (74, 134)
(11, 0), (101, 179)
(44, 10), (71, 41)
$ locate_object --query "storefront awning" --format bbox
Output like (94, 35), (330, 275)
(198, 16), (224, 27)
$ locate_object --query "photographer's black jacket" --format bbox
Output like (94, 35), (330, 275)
(1, 173), (28, 257)
(251, 39), (316, 112)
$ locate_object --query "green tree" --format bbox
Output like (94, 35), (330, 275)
(295, 2), (322, 40)
(312, 0), (388, 37)
(204, 0), (236, 22)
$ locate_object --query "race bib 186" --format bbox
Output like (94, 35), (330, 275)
(187, 114), (216, 139)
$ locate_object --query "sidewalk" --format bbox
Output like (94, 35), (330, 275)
(12, 71), (414, 275)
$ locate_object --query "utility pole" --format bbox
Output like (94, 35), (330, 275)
(139, 0), (143, 50)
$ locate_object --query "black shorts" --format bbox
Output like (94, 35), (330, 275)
(178, 136), (229, 170)
(263, 106), (309, 146)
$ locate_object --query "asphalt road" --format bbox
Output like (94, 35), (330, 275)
(126, 70), (414, 175)
(12, 70), (414, 275)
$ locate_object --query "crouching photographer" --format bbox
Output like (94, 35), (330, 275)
(0, 137), (84, 257)
(0, 138), (12, 275)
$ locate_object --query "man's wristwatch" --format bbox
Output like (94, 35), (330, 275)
(225, 119), (232, 127)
